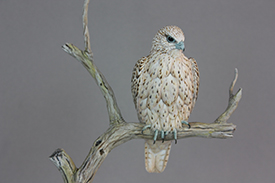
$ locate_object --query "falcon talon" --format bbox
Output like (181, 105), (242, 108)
(161, 130), (165, 143)
(141, 125), (151, 134)
(173, 130), (177, 144)
(181, 120), (191, 128)
(153, 129), (158, 144)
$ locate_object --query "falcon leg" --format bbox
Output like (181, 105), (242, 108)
(161, 130), (165, 143)
(173, 129), (177, 144)
(153, 130), (158, 144)
(141, 125), (151, 134)
(181, 120), (191, 128)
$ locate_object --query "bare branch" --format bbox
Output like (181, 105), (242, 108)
(51, 119), (236, 183)
(82, 0), (92, 58)
(75, 121), (236, 183)
(215, 68), (242, 124)
(49, 148), (76, 183)
(62, 0), (124, 125)
(51, 0), (241, 182)
(62, 44), (125, 125)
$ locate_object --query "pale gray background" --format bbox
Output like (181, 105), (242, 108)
(0, 0), (274, 182)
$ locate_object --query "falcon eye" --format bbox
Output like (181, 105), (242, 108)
(166, 35), (176, 43)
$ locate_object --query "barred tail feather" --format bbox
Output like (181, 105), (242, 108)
(144, 140), (172, 173)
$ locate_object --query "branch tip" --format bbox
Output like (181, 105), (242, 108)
(230, 68), (239, 97)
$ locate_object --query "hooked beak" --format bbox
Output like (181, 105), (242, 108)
(175, 41), (185, 51)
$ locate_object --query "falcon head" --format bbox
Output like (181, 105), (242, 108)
(151, 25), (185, 53)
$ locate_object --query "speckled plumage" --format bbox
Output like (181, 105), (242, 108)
(131, 26), (199, 173)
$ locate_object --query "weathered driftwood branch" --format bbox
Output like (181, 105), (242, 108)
(49, 0), (241, 182)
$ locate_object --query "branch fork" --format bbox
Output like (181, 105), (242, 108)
(50, 0), (242, 182)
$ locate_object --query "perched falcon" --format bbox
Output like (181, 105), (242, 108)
(131, 25), (199, 173)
